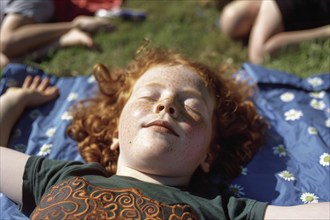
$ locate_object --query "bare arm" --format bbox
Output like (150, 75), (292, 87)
(262, 25), (330, 57)
(264, 203), (330, 220)
(0, 76), (58, 204)
(0, 76), (59, 146)
(0, 147), (30, 204)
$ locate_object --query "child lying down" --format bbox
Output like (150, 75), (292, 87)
(0, 47), (329, 219)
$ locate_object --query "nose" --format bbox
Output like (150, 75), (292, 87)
(154, 98), (178, 117)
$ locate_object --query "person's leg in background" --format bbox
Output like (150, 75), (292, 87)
(0, 0), (113, 68)
(0, 0), (59, 66)
(219, 0), (261, 40)
(248, 0), (330, 64)
(248, 0), (284, 64)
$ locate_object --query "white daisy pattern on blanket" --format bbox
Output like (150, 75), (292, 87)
(88, 75), (96, 83)
(67, 92), (79, 101)
(319, 153), (330, 167)
(240, 166), (248, 175)
(280, 92), (295, 102)
(307, 77), (323, 87)
(278, 170), (295, 181)
(300, 192), (319, 204)
(310, 99), (326, 110)
(229, 184), (245, 197)
(284, 109), (303, 121)
(46, 128), (57, 137)
(273, 144), (287, 157)
(61, 111), (73, 121)
(37, 144), (53, 156)
(309, 91), (325, 99)
(325, 118), (330, 127)
(307, 127), (318, 135)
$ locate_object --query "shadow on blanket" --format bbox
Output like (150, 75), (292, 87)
(1, 63), (329, 219)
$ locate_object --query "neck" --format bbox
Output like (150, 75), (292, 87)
(116, 165), (191, 187)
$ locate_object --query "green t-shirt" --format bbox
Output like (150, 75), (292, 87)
(22, 156), (267, 219)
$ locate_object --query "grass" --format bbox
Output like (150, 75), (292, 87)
(10, 0), (330, 77)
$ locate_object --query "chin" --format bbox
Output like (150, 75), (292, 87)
(135, 147), (174, 160)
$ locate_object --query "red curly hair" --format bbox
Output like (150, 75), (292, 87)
(67, 47), (266, 183)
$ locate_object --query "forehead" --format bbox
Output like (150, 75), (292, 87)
(133, 65), (208, 91)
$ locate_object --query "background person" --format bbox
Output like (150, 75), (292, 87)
(0, 0), (121, 68)
(220, 0), (330, 64)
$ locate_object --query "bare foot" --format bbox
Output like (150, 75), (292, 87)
(73, 15), (114, 34)
(59, 28), (94, 48)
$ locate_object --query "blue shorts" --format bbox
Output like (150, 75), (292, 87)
(0, 0), (54, 23)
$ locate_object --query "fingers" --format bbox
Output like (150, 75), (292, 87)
(38, 77), (50, 91)
(22, 75), (33, 88)
(21, 75), (59, 100)
(22, 75), (51, 91)
(45, 86), (59, 97)
(6, 75), (59, 109)
(30, 76), (42, 89)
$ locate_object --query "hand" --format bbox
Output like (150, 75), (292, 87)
(6, 75), (59, 108)
(73, 16), (115, 34)
(0, 76), (59, 147)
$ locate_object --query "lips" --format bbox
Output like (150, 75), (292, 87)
(144, 120), (179, 137)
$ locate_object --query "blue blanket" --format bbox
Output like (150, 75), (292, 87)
(1, 63), (329, 219)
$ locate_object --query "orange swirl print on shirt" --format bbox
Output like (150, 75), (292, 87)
(31, 177), (199, 220)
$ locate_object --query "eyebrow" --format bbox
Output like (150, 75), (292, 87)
(133, 82), (161, 93)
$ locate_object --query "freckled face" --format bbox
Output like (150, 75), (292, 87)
(118, 65), (215, 177)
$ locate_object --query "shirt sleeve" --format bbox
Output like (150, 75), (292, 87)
(21, 156), (107, 215)
(227, 196), (268, 220)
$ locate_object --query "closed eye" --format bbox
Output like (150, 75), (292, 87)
(183, 97), (209, 120)
(185, 104), (201, 115)
(139, 96), (157, 102)
(183, 104), (202, 121)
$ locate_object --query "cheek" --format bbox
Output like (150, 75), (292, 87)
(132, 105), (150, 118)
(183, 121), (212, 148)
(119, 102), (152, 138)
(123, 102), (152, 120)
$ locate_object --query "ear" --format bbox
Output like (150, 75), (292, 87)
(200, 144), (220, 173)
(110, 130), (119, 151)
